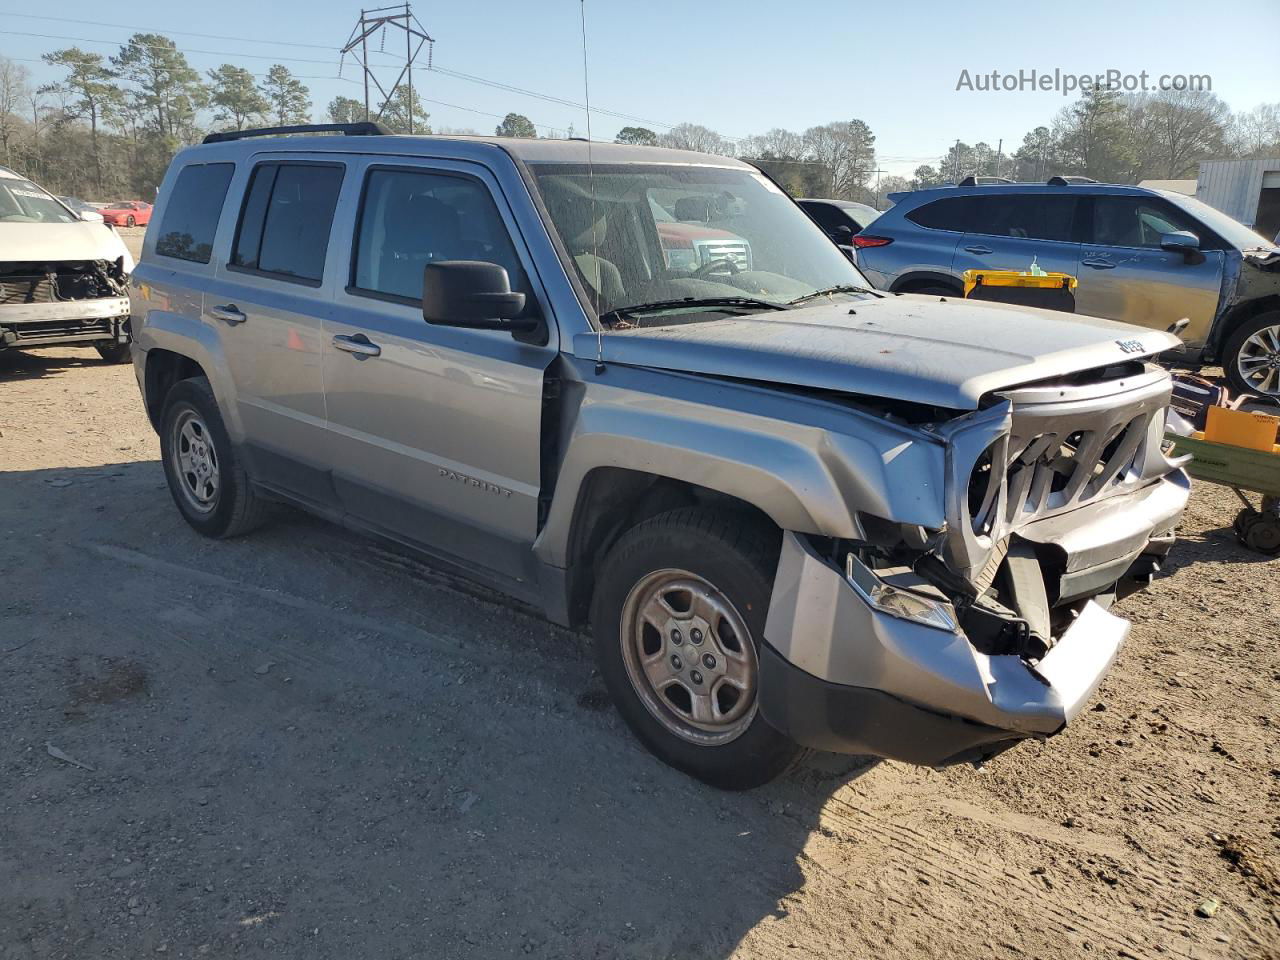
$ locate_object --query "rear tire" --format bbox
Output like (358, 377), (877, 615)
(1222, 311), (1280, 399)
(159, 377), (269, 538)
(590, 507), (806, 790)
(903, 283), (959, 298)
(95, 342), (132, 364)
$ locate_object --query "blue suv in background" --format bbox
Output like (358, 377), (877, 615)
(852, 178), (1280, 398)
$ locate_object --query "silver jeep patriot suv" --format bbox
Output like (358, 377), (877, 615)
(130, 124), (1190, 789)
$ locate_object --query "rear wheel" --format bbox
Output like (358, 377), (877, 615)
(904, 283), (958, 298)
(590, 507), (805, 790)
(94, 341), (132, 364)
(159, 377), (269, 538)
(1223, 311), (1280, 399)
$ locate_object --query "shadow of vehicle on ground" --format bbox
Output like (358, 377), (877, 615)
(1, 460), (878, 959)
(0, 347), (114, 381)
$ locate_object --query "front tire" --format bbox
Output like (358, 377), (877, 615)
(1223, 311), (1280, 399)
(159, 377), (268, 538)
(126, 215), (136, 227)
(590, 508), (805, 790)
(95, 341), (132, 364)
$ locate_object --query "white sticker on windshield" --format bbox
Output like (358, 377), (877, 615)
(11, 189), (48, 199)
(749, 172), (784, 195)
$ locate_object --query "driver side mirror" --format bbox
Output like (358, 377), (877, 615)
(1160, 230), (1200, 261)
(422, 261), (538, 333)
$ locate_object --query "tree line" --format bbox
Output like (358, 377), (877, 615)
(3, 33), (1277, 206)
(892, 87), (1280, 197)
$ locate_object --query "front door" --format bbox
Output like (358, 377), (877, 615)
(952, 193), (1083, 302)
(1074, 195), (1224, 347)
(205, 157), (346, 506)
(322, 160), (556, 589)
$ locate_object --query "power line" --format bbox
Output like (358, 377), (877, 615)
(0, 10), (359, 51)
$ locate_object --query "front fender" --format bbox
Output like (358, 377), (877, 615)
(534, 364), (948, 568)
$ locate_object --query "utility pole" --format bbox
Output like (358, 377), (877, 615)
(994, 138), (1003, 179)
(341, 4), (434, 133)
(869, 167), (887, 209)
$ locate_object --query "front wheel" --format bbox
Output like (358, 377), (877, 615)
(1223, 311), (1280, 399)
(126, 215), (136, 227)
(94, 341), (132, 364)
(590, 508), (805, 790)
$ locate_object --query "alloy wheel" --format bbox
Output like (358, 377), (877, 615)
(1237, 323), (1280, 396)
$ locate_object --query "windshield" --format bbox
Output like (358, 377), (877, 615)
(1169, 194), (1274, 251)
(529, 163), (873, 327)
(0, 178), (77, 224)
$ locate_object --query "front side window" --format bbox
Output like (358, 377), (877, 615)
(1092, 196), (1198, 249)
(0, 177), (78, 224)
(969, 194), (1078, 242)
(232, 162), (344, 283)
(154, 163), (235, 263)
(351, 168), (526, 302)
(529, 162), (873, 326)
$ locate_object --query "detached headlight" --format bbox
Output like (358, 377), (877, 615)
(845, 553), (959, 633)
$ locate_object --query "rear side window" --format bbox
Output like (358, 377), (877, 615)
(351, 167), (526, 302)
(969, 194), (1078, 242)
(906, 196), (971, 232)
(154, 163), (234, 263)
(231, 162), (344, 284)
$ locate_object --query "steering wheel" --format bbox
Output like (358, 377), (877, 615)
(691, 257), (740, 280)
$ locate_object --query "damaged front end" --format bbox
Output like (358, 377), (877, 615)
(760, 361), (1190, 766)
(0, 257), (131, 350)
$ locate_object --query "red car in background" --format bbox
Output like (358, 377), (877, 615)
(100, 201), (153, 227)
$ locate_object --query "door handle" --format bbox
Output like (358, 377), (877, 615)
(332, 334), (381, 359)
(963, 245), (992, 255)
(1081, 258), (1116, 269)
(209, 304), (246, 324)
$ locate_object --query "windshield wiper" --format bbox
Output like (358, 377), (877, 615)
(787, 284), (879, 305)
(600, 296), (787, 325)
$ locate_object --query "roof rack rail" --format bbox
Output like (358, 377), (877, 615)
(202, 122), (393, 145)
(957, 175), (1015, 186)
(1047, 175), (1098, 186)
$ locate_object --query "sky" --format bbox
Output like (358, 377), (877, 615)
(2, 0), (1278, 178)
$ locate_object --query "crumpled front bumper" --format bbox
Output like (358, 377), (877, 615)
(759, 530), (1136, 766)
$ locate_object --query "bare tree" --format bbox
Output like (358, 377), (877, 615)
(1127, 89), (1229, 179)
(658, 123), (731, 155)
(0, 57), (30, 166)
(1227, 102), (1280, 158)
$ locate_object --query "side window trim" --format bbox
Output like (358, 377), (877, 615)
(226, 158), (346, 289)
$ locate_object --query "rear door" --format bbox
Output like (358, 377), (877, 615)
(204, 156), (346, 507)
(1074, 194), (1223, 344)
(952, 193), (1082, 299)
(322, 158), (557, 587)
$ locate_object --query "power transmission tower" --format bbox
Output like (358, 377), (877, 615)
(340, 4), (434, 133)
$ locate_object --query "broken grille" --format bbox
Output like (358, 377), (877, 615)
(1004, 417), (1148, 521)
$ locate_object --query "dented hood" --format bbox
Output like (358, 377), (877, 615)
(577, 295), (1182, 410)
(0, 220), (134, 271)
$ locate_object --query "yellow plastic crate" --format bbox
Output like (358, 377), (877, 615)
(1203, 405), (1280, 453)
(962, 270), (1077, 298)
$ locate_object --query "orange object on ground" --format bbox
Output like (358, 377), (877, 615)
(1204, 405), (1280, 452)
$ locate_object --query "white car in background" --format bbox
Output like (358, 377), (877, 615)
(1, 165), (135, 363)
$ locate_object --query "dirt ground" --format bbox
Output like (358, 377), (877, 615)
(2, 313), (1278, 957)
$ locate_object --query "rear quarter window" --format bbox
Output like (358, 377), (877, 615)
(154, 163), (235, 263)
(905, 196), (972, 232)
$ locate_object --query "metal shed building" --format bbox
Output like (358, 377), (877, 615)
(1196, 157), (1280, 239)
